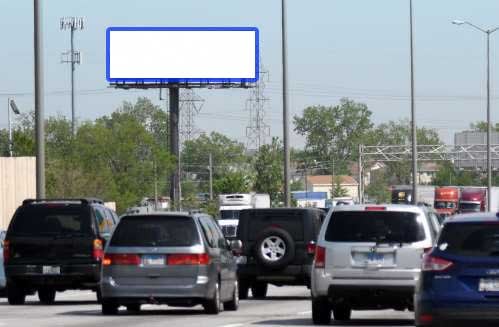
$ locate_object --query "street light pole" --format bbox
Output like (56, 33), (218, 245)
(34, 0), (45, 198)
(452, 20), (499, 211)
(281, 0), (291, 206)
(7, 98), (12, 157)
(409, 0), (418, 205)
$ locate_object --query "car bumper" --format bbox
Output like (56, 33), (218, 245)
(100, 276), (214, 300)
(238, 264), (311, 285)
(5, 263), (100, 289)
(416, 300), (499, 324)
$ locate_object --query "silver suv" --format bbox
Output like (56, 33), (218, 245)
(100, 212), (239, 315)
(311, 204), (440, 324)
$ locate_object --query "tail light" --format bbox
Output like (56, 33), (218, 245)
(365, 206), (386, 211)
(314, 246), (326, 268)
(307, 241), (316, 255)
(93, 239), (104, 261)
(422, 254), (453, 272)
(103, 253), (141, 266)
(3, 240), (10, 264)
(167, 253), (210, 265)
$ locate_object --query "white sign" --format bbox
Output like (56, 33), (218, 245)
(106, 27), (259, 83)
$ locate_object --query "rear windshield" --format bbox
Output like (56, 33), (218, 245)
(438, 223), (499, 257)
(245, 210), (305, 241)
(110, 216), (199, 247)
(325, 211), (425, 243)
(9, 204), (92, 236)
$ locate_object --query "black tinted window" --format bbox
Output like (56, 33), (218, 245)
(325, 211), (425, 243)
(220, 210), (239, 220)
(110, 216), (199, 247)
(438, 223), (499, 257)
(460, 203), (481, 212)
(9, 205), (92, 236)
(248, 210), (304, 241)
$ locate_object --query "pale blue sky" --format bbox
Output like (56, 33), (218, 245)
(0, 0), (498, 147)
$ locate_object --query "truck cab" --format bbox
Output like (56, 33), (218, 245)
(434, 186), (459, 217)
(459, 188), (486, 213)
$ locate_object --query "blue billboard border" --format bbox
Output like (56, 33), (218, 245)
(106, 26), (260, 84)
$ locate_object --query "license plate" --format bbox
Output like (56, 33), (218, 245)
(366, 252), (384, 264)
(142, 254), (165, 266)
(479, 278), (499, 292)
(42, 266), (60, 275)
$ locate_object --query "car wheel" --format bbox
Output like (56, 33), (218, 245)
(332, 304), (351, 321)
(312, 296), (331, 325)
(204, 282), (222, 314)
(102, 300), (119, 315)
(251, 282), (268, 299)
(7, 282), (26, 305)
(224, 280), (239, 311)
(126, 303), (141, 313)
(255, 227), (295, 270)
(239, 278), (249, 300)
(38, 288), (56, 304)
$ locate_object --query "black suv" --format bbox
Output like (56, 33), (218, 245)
(236, 208), (324, 299)
(3, 198), (118, 305)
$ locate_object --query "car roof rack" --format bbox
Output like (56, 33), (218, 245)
(22, 198), (104, 206)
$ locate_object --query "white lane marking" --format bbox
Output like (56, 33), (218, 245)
(218, 324), (244, 327)
(298, 310), (311, 315)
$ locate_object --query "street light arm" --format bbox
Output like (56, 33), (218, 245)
(464, 21), (487, 34)
(491, 26), (499, 34)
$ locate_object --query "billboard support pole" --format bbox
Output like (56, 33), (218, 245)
(169, 87), (180, 211)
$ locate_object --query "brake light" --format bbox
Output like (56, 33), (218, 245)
(422, 254), (453, 272)
(102, 253), (141, 266)
(307, 241), (316, 255)
(3, 240), (10, 264)
(92, 239), (104, 261)
(314, 246), (326, 268)
(167, 253), (210, 265)
(365, 206), (386, 211)
(419, 314), (433, 323)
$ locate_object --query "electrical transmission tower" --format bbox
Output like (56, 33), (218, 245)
(246, 65), (270, 150)
(180, 89), (204, 146)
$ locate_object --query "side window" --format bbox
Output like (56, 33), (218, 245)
(199, 218), (216, 248)
(105, 208), (117, 226)
(425, 212), (438, 241)
(206, 217), (227, 249)
(94, 207), (112, 235)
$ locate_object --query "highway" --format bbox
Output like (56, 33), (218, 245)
(0, 286), (414, 327)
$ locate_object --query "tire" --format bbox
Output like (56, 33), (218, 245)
(126, 303), (141, 313)
(239, 279), (249, 300)
(96, 288), (102, 304)
(332, 304), (351, 321)
(312, 296), (331, 325)
(38, 288), (56, 304)
(251, 282), (268, 299)
(224, 280), (239, 311)
(7, 282), (26, 305)
(102, 300), (119, 315)
(255, 227), (295, 270)
(204, 282), (222, 314)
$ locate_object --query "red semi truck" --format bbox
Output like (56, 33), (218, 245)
(434, 187), (459, 217)
(459, 187), (486, 213)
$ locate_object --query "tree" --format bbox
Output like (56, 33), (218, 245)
(331, 177), (348, 197)
(294, 98), (373, 173)
(213, 171), (251, 194)
(469, 121), (499, 132)
(253, 138), (283, 203)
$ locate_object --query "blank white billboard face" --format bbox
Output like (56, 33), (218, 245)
(106, 27), (259, 83)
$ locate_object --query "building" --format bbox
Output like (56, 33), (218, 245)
(454, 131), (499, 170)
(306, 175), (359, 201)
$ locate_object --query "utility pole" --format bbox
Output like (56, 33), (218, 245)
(169, 87), (180, 211)
(208, 153), (213, 201)
(409, 0), (418, 205)
(60, 17), (83, 136)
(7, 98), (20, 157)
(34, 0), (45, 198)
(281, 0), (291, 206)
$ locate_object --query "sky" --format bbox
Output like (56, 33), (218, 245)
(0, 0), (498, 148)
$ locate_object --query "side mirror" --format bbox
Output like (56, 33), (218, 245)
(230, 240), (243, 254)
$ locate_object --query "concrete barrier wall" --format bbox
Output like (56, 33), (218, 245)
(0, 157), (36, 230)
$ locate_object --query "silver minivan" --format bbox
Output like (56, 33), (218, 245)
(100, 212), (239, 315)
(311, 204), (440, 324)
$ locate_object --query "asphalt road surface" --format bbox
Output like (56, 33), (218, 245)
(0, 286), (414, 327)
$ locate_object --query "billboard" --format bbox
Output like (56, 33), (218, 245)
(106, 27), (259, 83)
